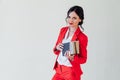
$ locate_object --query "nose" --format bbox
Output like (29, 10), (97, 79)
(68, 18), (73, 22)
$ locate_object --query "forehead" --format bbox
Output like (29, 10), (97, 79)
(69, 11), (79, 17)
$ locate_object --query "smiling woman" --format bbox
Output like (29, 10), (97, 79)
(52, 5), (88, 80)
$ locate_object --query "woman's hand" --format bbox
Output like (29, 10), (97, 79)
(56, 43), (63, 51)
(65, 51), (75, 61)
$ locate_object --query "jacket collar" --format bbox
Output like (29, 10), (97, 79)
(61, 26), (82, 41)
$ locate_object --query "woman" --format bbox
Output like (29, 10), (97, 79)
(52, 5), (88, 80)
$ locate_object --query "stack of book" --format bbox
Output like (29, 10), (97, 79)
(62, 41), (80, 56)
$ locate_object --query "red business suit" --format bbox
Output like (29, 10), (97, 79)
(52, 26), (88, 80)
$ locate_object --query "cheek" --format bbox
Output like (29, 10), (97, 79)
(74, 21), (80, 25)
(66, 19), (70, 23)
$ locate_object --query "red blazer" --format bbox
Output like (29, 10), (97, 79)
(53, 26), (88, 75)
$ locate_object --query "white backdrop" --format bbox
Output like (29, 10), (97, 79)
(0, 0), (120, 80)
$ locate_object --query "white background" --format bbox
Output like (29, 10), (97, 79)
(0, 0), (120, 80)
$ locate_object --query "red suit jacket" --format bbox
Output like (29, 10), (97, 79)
(53, 26), (88, 75)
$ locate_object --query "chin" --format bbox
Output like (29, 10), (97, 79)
(68, 24), (73, 26)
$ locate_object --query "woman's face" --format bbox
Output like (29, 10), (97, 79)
(67, 11), (81, 28)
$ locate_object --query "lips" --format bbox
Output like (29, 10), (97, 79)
(69, 23), (73, 25)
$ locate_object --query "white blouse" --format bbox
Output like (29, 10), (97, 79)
(57, 29), (74, 67)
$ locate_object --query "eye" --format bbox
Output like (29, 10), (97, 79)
(72, 17), (77, 20)
(67, 16), (70, 18)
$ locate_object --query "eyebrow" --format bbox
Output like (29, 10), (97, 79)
(73, 17), (77, 19)
(68, 16), (77, 19)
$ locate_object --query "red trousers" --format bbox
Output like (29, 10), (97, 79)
(52, 63), (81, 80)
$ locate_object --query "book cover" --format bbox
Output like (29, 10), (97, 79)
(62, 41), (80, 56)
(62, 42), (70, 56)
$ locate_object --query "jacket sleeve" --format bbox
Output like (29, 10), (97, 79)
(53, 28), (63, 55)
(71, 34), (88, 64)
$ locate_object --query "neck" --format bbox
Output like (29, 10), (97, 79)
(69, 26), (77, 32)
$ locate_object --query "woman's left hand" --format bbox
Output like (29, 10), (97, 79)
(65, 51), (75, 61)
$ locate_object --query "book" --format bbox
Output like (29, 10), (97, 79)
(62, 41), (80, 56)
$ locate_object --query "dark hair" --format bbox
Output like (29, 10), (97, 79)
(66, 5), (84, 30)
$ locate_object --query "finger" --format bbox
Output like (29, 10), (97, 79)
(69, 56), (74, 61)
(59, 45), (63, 49)
(64, 51), (68, 56)
(58, 43), (63, 48)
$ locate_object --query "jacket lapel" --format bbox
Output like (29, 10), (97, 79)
(59, 27), (68, 43)
(71, 27), (81, 41)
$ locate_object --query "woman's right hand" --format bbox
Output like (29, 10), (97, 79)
(56, 43), (63, 51)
